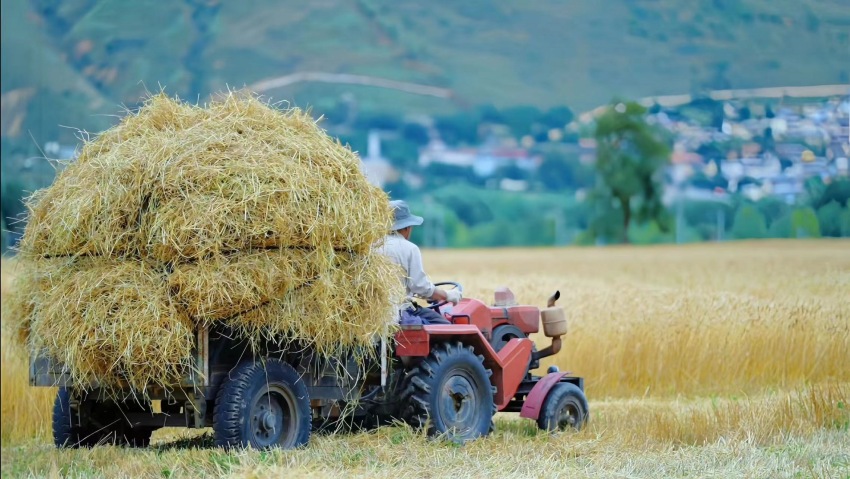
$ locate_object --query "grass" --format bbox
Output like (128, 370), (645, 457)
(2, 239), (849, 477)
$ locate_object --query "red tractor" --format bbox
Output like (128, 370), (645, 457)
(386, 283), (588, 441)
(34, 284), (587, 448)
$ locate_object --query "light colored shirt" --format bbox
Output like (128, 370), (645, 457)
(375, 232), (435, 310)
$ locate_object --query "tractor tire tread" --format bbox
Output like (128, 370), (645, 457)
(403, 341), (496, 441)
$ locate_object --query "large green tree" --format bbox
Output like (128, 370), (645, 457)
(592, 101), (672, 243)
(731, 205), (769, 239)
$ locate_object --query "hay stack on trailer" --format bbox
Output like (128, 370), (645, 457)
(4, 92), (403, 394)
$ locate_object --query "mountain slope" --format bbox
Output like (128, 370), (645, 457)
(2, 0), (848, 141)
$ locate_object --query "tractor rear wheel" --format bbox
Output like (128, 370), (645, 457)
(403, 341), (496, 443)
(213, 359), (311, 450)
(491, 324), (525, 352)
(537, 382), (589, 432)
(490, 325), (539, 371)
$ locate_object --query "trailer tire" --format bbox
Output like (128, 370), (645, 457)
(537, 382), (589, 431)
(213, 359), (311, 450)
(53, 389), (95, 448)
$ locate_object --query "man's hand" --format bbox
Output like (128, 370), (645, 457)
(445, 288), (462, 305)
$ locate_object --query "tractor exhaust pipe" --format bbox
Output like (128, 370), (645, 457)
(534, 290), (565, 361)
(547, 290), (561, 308)
(532, 337), (562, 362)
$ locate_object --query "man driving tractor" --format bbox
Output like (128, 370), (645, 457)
(376, 200), (462, 325)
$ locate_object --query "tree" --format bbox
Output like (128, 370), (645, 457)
(500, 105), (543, 138)
(540, 106), (574, 129)
(592, 100), (672, 243)
(840, 208), (850, 237)
(811, 178), (850, 209)
(401, 122), (430, 146)
(731, 205), (768, 239)
(1, 215), (6, 254)
(536, 149), (593, 191)
(817, 201), (845, 237)
(791, 207), (821, 238)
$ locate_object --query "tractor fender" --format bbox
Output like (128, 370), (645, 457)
(519, 372), (570, 421)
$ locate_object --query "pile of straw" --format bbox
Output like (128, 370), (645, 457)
(5, 92), (404, 394)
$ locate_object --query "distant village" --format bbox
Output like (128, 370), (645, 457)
(32, 95), (850, 208)
(358, 95), (850, 208)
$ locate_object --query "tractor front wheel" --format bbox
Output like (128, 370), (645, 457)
(537, 382), (589, 432)
(213, 359), (311, 450)
(403, 341), (496, 443)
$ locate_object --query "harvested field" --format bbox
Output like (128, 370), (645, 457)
(1, 240), (848, 478)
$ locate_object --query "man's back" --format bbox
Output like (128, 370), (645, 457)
(375, 232), (435, 301)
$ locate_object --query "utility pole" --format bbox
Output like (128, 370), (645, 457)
(716, 207), (725, 241)
(552, 208), (566, 246)
(676, 185), (685, 244)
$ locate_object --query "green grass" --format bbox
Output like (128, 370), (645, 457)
(1, 418), (848, 478)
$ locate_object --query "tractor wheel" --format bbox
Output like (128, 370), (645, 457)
(403, 341), (496, 443)
(213, 359), (311, 450)
(491, 324), (525, 352)
(537, 382), (589, 432)
(491, 325), (539, 371)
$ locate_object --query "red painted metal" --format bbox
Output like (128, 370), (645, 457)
(507, 306), (540, 334)
(447, 298), (494, 337)
(394, 327), (430, 357)
(393, 324), (535, 411)
(519, 371), (569, 420)
(491, 338), (533, 410)
(488, 306), (540, 334)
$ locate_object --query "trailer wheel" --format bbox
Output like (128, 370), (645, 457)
(53, 388), (95, 448)
(404, 341), (496, 443)
(213, 359), (311, 450)
(54, 389), (155, 448)
(537, 382), (589, 431)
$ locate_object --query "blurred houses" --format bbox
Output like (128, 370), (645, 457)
(658, 95), (849, 205)
(419, 139), (541, 176)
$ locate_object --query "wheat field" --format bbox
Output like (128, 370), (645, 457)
(1, 240), (849, 478)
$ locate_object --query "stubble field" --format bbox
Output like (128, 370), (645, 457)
(1, 240), (849, 478)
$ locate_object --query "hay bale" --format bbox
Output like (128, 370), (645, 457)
(19, 92), (391, 262)
(223, 252), (406, 357)
(7, 91), (404, 395)
(16, 257), (194, 392)
(167, 248), (321, 323)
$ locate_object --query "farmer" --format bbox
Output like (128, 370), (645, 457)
(376, 200), (462, 325)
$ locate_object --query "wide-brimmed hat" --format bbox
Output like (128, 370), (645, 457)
(390, 200), (424, 231)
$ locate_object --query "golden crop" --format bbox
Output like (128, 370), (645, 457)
(1, 240), (848, 477)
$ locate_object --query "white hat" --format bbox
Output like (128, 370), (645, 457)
(390, 200), (424, 231)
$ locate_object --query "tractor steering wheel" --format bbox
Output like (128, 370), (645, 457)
(426, 281), (464, 311)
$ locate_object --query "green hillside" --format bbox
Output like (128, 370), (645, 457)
(2, 0), (849, 143)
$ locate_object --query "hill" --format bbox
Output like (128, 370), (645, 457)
(1, 0), (849, 144)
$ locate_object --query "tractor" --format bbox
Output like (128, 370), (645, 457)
(32, 283), (588, 448)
